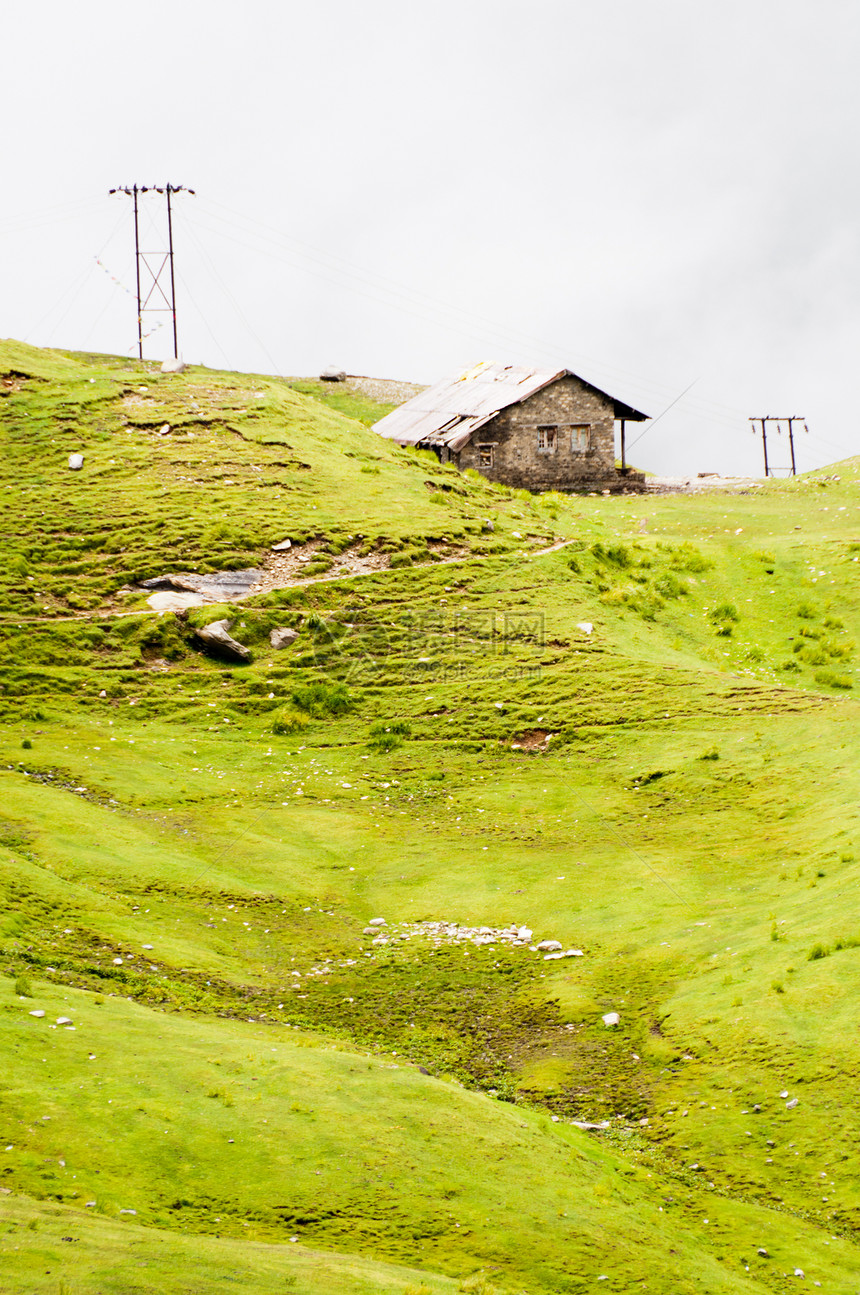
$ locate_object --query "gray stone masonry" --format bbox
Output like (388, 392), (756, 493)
(453, 375), (641, 492)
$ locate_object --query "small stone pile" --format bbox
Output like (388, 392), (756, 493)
(360, 919), (583, 959)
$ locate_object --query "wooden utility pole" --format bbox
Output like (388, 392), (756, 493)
(749, 416), (807, 477)
(109, 183), (194, 359)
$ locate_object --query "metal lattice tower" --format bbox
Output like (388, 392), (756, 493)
(109, 184), (195, 359)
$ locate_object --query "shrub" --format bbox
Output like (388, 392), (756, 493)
(271, 708), (311, 736)
(796, 602), (817, 619)
(291, 681), (354, 717)
(808, 942), (829, 961)
(698, 746), (720, 761)
(368, 719), (411, 752)
(710, 603), (739, 624)
(654, 571), (688, 599)
(814, 669), (853, 689)
(13, 975), (32, 997)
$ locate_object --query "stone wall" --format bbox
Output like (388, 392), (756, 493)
(453, 375), (622, 491)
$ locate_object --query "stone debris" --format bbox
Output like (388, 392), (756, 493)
(602, 1012), (620, 1027)
(358, 919), (584, 958)
(786, 1097), (799, 1109)
(270, 627), (298, 650)
(68, 453), (84, 470)
(576, 622), (594, 634)
(56, 1016), (73, 1026)
(271, 539), (292, 552)
(29, 1010), (45, 1018)
(571, 1120), (611, 1131)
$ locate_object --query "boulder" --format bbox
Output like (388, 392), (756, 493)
(271, 539), (292, 552)
(602, 1012), (620, 1027)
(537, 939), (562, 952)
(270, 627), (298, 650)
(195, 619), (251, 663)
(320, 367), (346, 382)
(160, 357), (186, 374)
(68, 454), (84, 470)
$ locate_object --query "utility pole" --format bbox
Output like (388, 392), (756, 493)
(749, 416), (807, 477)
(109, 183), (195, 360)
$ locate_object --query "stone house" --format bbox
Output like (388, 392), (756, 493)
(373, 361), (649, 492)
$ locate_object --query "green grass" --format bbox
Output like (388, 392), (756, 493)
(2, 340), (860, 1291)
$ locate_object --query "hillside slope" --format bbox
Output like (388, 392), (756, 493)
(1, 342), (860, 1293)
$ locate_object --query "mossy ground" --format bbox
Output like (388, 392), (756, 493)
(1, 341), (860, 1291)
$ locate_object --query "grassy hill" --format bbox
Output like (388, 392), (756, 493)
(1, 340), (859, 1293)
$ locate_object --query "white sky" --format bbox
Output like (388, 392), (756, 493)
(3, 0), (859, 476)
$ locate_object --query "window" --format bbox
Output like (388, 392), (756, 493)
(478, 444), (495, 468)
(536, 426), (557, 452)
(570, 425), (591, 452)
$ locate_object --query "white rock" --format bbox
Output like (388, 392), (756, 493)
(29, 1010), (45, 1018)
(157, 423), (171, 436)
(779, 1090), (789, 1098)
(518, 926), (533, 941)
(794, 1270), (805, 1279)
(271, 539), (292, 552)
(56, 1017), (73, 1026)
(68, 454), (84, 470)
(113, 957), (123, 965)
(160, 357), (186, 373)
(786, 1097), (799, 1109)
(576, 622), (594, 634)
(602, 1012), (620, 1027)
(537, 940), (563, 952)
(368, 918), (387, 926)
(565, 949), (584, 957)
(544, 951), (564, 960)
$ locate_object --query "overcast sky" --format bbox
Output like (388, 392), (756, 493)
(3, 0), (859, 476)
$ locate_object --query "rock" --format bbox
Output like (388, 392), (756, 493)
(195, 619), (251, 663)
(544, 951), (565, 960)
(368, 918), (387, 926)
(571, 1119), (611, 1130)
(147, 591), (203, 613)
(757, 1248), (769, 1258)
(794, 1270), (805, 1279)
(779, 1090), (789, 1098)
(320, 367), (346, 382)
(536, 940), (563, 952)
(602, 1012), (620, 1027)
(56, 1017), (73, 1026)
(362, 927), (379, 936)
(786, 1097), (799, 1109)
(270, 627), (298, 650)
(565, 948), (584, 957)
(271, 539), (292, 552)
(576, 622), (593, 634)
(68, 454), (84, 470)
(29, 1010), (45, 1018)
(142, 569), (264, 601)
(517, 926), (533, 942)
(482, 519), (495, 532)
(157, 423), (171, 436)
(160, 357), (186, 373)
(550, 1114), (560, 1122)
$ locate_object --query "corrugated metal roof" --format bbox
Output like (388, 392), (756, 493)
(372, 361), (648, 449)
